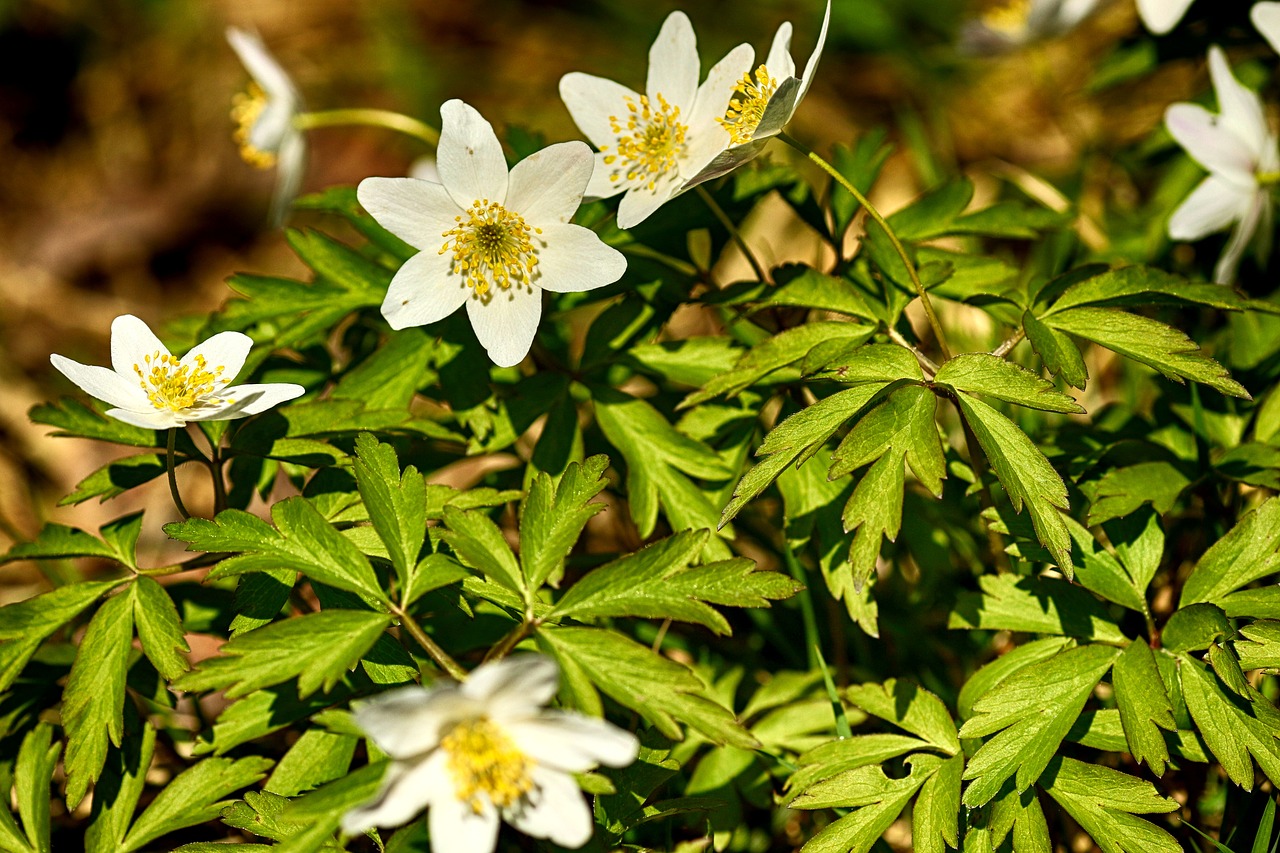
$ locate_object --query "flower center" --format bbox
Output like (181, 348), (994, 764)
(601, 94), (689, 190)
(719, 65), (779, 146)
(133, 352), (227, 413)
(440, 200), (541, 297)
(441, 718), (534, 813)
(231, 83), (277, 169)
(981, 0), (1032, 35)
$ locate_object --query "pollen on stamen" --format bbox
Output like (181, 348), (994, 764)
(134, 352), (227, 413)
(439, 200), (541, 298)
(718, 65), (779, 146)
(604, 93), (688, 190)
(231, 83), (277, 169)
(441, 718), (535, 813)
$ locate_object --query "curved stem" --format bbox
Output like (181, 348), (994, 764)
(695, 185), (769, 283)
(294, 108), (440, 147)
(166, 428), (192, 521)
(886, 326), (939, 375)
(391, 603), (467, 681)
(782, 547), (821, 671)
(778, 132), (952, 361)
(484, 621), (534, 664)
(991, 329), (1025, 358)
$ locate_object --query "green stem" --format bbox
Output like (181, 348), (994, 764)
(391, 604), (467, 681)
(778, 131), (952, 361)
(484, 621), (534, 664)
(783, 547), (821, 670)
(294, 108), (440, 147)
(166, 429), (192, 520)
(695, 185), (769, 283)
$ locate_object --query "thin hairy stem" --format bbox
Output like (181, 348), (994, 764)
(166, 428), (192, 520)
(695, 185), (770, 283)
(886, 326), (940, 375)
(991, 329), (1026, 358)
(294, 109), (440, 147)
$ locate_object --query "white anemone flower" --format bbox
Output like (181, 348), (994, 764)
(341, 655), (639, 852)
(959, 0), (1102, 52)
(50, 315), (305, 429)
(227, 27), (306, 226)
(559, 12), (754, 228)
(1165, 47), (1279, 284)
(682, 0), (832, 190)
(1253, 2), (1280, 54)
(357, 100), (627, 368)
(1136, 0), (1196, 34)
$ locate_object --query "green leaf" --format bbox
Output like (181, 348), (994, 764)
(958, 637), (1072, 720)
(949, 574), (1127, 644)
(330, 328), (435, 410)
(788, 734), (931, 796)
(886, 179), (974, 241)
(170, 500), (387, 604)
(121, 755), (273, 852)
(1112, 641), (1176, 775)
(2, 522), (117, 565)
(15, 723), (59, 853)
(794, 755), (944, 853)
(1181, 498), (1280, 607)
(60, 454), (166, 505)
(0, 580), (119, 692)
(914, 753), (964, 853)
(1044, 307), (1248, 398)
(935, 353), (1083, 414)
(743, 266), (880, 322)
(520, 455), (609, 589)
(197, 683), (351, 756)
(551, 530), (798, 634)
(1162, 602), (1232, 653)
(626, 337), (743, 388)
(1237, 620), (1280, 670)
(1180, 656), (1280, 787)
(62, 589), (134, 808)
(352, 433), (425, 593)
(276, 762), (389, 852)
(402, 553), (469, 608)
(1085, 462), (1191, 526)
(29, 397), (159, 448)
(959, 644), (1119, 807)
(175, 609), (392, 698)
(132, 577), (190, 680)
(954, 392), (1073, 573)
(265, 729), (357, 797)
(987, 785), (1052, 853)
(1023, 310), (1088, 389)
(85, 721), (155, 853)
(845, 679), (960, 755)
(440, 506), (526, 600)
(1041, 756), (1180, 853)
(218, 791), (303, 842)
(1048, 265), (1256, 313)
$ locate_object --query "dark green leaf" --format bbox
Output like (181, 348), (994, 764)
(1181, 498), (1280, 607)
(265, 729), (357, 797)
(1162, 603), (1232, 653)
(1086, 462), (1191, 526)
(1023, 310), (1088, 389)
(1041, 756), (1179, 853)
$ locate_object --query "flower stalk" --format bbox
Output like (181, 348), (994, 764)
(695, 185), (770, 282)
(390, 603), (467, 681)
(166, 428), (192, 521)
(293, 108), (441, 147)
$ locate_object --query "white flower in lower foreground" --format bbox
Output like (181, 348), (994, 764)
(227, 27), (306, 226)
(559, 12), (754, 228)
(357, 100), (627, 367)
(341, 655), (639, 852)
(1254, 2), (1280, 53)
(1165, 47), (1279, 284)
(1137, 0), (1196, 34)
(682, 0), (832, 190)
(960, 0), (1102, 52)
(50, 315), (304, 429)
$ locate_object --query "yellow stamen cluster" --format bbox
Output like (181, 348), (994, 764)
(981, 0), (1032, 35)
(440, 200), (541, 297)
(601, 93), (688, 190)
(134, 352), (227, 413)
(231, 83), (277, 169)
(442, 718), (535, 813)
(719, 65), (779, 145)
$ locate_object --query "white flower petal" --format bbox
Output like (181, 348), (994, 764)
(462, 655), (559, 712)
(798, 0), (832, 103)
(504, 766), (593, 849)
(409, 155), (439, 182)
(381, 247), (470, 331)
(534, 224), (626, 293)
(684, 43), (756, 177)
(584, 153), (627, 201)
(646, 12), (699, 111)
(507, 712), (640, 772)
(110, 315), (169, 377)
(1136, 0), (1195, 34)
(226, 28), (296, 101)
(198, 383), (304, 420)
(1213, 189), (1266, 284)
(506, 142), (593, 226)
(355, 684), (479, 760)
(428, 788), (501, 853)
(1168, 174), (1252, 240)
(182, 331), (252, 388)
(559, 73), (640, 152)
(616, 176), (682, 230)
(105, 407), (183, 430)
(1056, 0), (1102, 30)
(358, 176), (462, 250)
(765, 23), (796, 81)
(755, 76), (802, 140)
(1207, 47), (1269, 163)
(341, 751), (452, 834)
(437, 100), (510, 211)
(270, 131), (307, 228)
(1255, 2), (1280, 55)
(49, 356), (148, 411)
(465, 283), (542, 368)
(1164, 103), (1255, 187)
(681, 139), (770, 192)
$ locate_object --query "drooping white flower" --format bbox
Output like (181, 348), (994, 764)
(959, 0), (1102, 52)
(50, 315), (305, 429)
(357, 100), (627, 368)
(1165, 47), (1279, 284)
(341, 655), (639, 852)
(1253, 2), (1280, 53)
(227, 27), (306, 226)
(682, 0), (832, 190)
(1136, 0), (1197, 34)
(559, 12), (754, 228)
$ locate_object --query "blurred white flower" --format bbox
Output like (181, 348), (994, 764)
(357, 100), (627, 367)
(227, 27), (306, 226)
(1165, 47), (1279, 284)
(559, 12), (754, 228)
(1253, 2), (1280, 53)
(341, 655), (639, 852)
(408, 154), (439, 182)
(50, 315), (304, 429)
(960, 0), (1102, 52)
(682, 0), (832, 190)
(1136, 0), (1196, 34)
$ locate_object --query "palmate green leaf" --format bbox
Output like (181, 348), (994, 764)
(0, 579), (119, 692)
(885, 178), (974, 241)
(351, 433), (425, 593)
(85, 721), (156, 853)
(625, 337), (743, 389)
(63, 589), (134, 809)
(1068, 709), (1208, 764)
(520, 455), (609, 590)
(1112, 641), (1176, 775)
(1162, 602), (1232, 653)
(330, 328), (436, 411)
(794, 754), (946, 853)
(423, 484), (522, 521)
(1041, 756), (1180, 853)
(1180, 498), (1280, 607)
(169, 499), (387, 604)
(1044, 307), (1248, 399)
(61, 453), (166, 505)
(845, 679), (960, 755)
(949, 574), (1127, 644)
(120, 755), (273, 852)
(914, 753), (964, 853)
(2, 518), (127, 566)
(1062, 517), (1146, 611)
(132, 576), (190, 680)
(1023, 310), (1088, 389)
(713, 266), (881, 322)
(954, 392), (1073, 573)
(959, 644), (1119, 807)
(1084, 461), (1192, 526)
(285, 228), (391, 299)
(1237, 620), (1280, 670)
(934, 353), (1084, 414)
(958, 637), (1073, 720)
(175, 609), (391, 699)
(14, 723), (60, 853)
(266, 730), (357, 798)
(1180, 655), (1280, 787)
(787, 734), (930, 797)
(984, 784), (1051, 853)
(551, 530), (798, 634)
(440, 506), (526, 600)
(401, 553), (469, 609)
